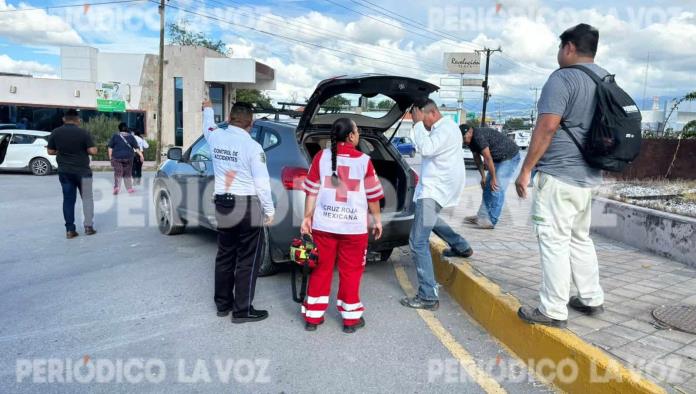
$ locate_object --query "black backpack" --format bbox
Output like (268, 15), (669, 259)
(560, 65), (642, 172)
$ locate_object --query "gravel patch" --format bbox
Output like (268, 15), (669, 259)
(598, 180), (696, 218)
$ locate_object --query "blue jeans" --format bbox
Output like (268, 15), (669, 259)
(409, 198), (471, 301)
(59, 172), (94, 232)
(481, 153), (521, 226)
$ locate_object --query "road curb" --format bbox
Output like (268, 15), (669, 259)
(429, 237), (666, 394)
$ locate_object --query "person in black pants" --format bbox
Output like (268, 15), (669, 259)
(46, 109), (98, 239)
(131, 130), (148, 185)
(202, 100), (275, 323)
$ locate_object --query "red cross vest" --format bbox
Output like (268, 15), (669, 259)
(303, 143), (384, 235)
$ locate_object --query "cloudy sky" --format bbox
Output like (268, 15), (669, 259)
(1, 0), (695, 116)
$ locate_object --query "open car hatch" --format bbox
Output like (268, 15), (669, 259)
(297, 74), (439, 139)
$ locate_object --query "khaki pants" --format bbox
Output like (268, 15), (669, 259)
(531, 172), (604, 320)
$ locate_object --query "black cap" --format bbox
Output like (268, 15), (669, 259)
(64, 109), (79, 117)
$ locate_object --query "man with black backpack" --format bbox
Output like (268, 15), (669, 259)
(514, 24), (641, 328)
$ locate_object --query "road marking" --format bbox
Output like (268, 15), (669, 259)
(393, 264), (507, 394)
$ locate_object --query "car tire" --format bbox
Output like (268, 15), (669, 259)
(409, 151), (416, 158)
(156, 189), (185, 235)
(30, 157), (51, 176)
(258, 227), (280, 277)
(379, 248), (394, 262)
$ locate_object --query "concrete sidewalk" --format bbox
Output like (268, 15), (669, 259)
(440, 186), (696, 392)
(90, 160), (157, 171)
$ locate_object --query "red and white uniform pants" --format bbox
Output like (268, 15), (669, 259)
(302, 230), (368, 327)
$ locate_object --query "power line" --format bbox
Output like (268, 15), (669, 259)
(0, 0), (146, 13)
(190, 0), (446, 73)
(341, 0), (550, 76)
(159, 0), (445, 75)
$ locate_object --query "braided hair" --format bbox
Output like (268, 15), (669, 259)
(330, 118), (355, 187)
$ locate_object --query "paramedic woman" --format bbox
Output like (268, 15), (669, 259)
(300, 118), (384, 334)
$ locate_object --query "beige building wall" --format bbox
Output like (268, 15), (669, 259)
(140, 46), (238, 150)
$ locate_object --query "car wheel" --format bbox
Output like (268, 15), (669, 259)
(258, 227), (280, 277)
(379, 248), (394, 262)
(409, 150), (416, 158)
(30, 158), (50, 176)
(156, 189), (185, 235)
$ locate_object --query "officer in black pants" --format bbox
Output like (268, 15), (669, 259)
(202, 100), (275, 324)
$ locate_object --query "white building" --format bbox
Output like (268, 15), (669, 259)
(641, 96), (696, 133)
(0, 45), (275, 148)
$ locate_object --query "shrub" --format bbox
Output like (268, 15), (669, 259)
(83, 115), (120, 146)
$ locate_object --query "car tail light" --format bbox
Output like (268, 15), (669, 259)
(411, 168), (419, 186)
(281, 167), (308, 190)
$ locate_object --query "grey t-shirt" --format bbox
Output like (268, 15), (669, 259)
(536, 63), (606, 188)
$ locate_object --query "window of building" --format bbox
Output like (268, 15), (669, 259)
(209, 83), (225, 123)
(174, 77), (184, 146)
(0, 105), (145, 134)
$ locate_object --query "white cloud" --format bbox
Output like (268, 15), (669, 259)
(0, 0), (83, 46)
(0, 54), (55, 76)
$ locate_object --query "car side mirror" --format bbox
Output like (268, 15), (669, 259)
(167, 147), (183, 161)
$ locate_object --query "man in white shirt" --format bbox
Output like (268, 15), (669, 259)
(401, 99), (473, 311)
(203, 100), (275, 324)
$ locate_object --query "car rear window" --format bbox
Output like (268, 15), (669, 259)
(319, 93), (396, 119)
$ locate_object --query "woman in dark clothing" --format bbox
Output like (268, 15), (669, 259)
(108, 123), (143, 194)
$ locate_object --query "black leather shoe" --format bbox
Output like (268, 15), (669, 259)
(66, 231), (79, 239)
(400, 296), (439, 311)
(568, 296), (604, 316)
(216, 308), (232, 317)
(518, 306), (567, 328)
(232, 307), (269, 324)
(343, 317), (365, 334)
(84, 226), (97, 236)
(443, 248), (474, 258)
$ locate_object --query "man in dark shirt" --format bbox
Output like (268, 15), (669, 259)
(47, 109), (97, 239)
(461, 124), (521, 229)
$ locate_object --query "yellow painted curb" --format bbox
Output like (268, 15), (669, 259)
(430, 238), (666, 394)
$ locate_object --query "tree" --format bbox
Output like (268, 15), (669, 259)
(664, 91), (696, 177)
(376, 99), (394, 110)
(236, 88), (272, 109)
(504, 117), (526, 130)
(682, 120), (696, 139)
(167, 20), (271, 109)
(322, 95), (350, 110)
(167, 19), (229, 56)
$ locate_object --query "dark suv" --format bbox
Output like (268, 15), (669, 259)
(153, 75), (438, 275)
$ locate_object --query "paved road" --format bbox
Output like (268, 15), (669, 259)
(0, 171), (549, 393)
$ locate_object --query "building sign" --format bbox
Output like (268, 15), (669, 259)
(462, 78), (484, 87)
(96, 82), (126, 112)
(443, 53), (481, 74)
(441, 109), (461, 125)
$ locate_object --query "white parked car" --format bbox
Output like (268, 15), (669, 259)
(506, 130), (531, 149)
(462, 146), (477, 168)
(0, 130), (57, 176)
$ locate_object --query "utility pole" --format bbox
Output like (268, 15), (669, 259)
(155, 0), (166, 166)
(529, 87), (540, 127)
(476, 47), (501, 127)
(641, 53), (650, 110)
